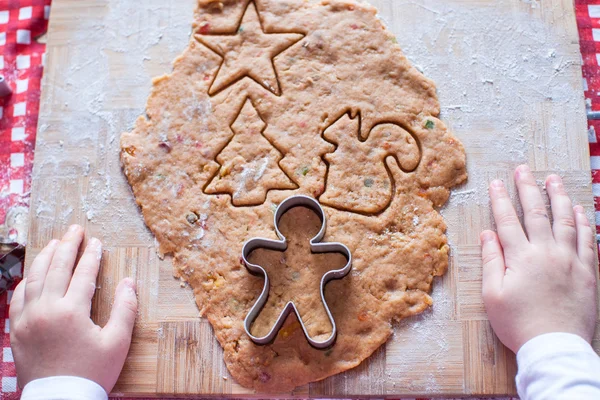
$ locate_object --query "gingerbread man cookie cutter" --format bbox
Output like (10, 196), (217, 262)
(242, 195), (352, 349)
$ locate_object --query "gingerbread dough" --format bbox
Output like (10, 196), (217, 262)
(120, 0), (467, 392)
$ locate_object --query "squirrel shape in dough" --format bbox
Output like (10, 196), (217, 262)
(320, 112), (421, 214)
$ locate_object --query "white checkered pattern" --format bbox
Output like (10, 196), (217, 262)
(10, 153), (24, 168)
(2, 348), (13, 363)
(16, 29), (31, 44)
(13, 102), (26, 117)
(589, 126), (597, 144)
(18, 6), (32, 20)
(591, 156), (600, 170)
(9, 180), (23, 195)
(11, 127), (25, 141)
(590, 5), (600, 18)
(2, 377), (17, 393)
(16, 54), (30, 69)
(16, 79), (28, 94)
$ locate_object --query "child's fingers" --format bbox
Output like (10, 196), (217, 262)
(546, 175), (577, 249)
(489, 180), (528, 250)
(481, 231), (506, 300)
(514, 165), (552, 243)
(102, 278), (138, 350)
(24, 239), (60, 303)
(41, 225), (84, 300)
(9, 278), (26, 323)
(65, 237), (102, 311)
(574, 205), (596, 270)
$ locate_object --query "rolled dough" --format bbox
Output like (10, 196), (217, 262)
(121, 0), (467, 391)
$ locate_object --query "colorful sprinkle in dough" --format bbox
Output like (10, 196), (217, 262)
(120, 0), (467, 392)
(196, 1), (303, 96)
(204, 98), (297, 205)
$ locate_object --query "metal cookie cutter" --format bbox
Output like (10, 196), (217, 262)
(242, 195), (352, 349)
(0, 76), (12, 98)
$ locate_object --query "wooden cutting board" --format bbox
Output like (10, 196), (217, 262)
(26, 0), (599, 396)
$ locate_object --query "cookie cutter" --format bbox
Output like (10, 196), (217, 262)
(242, 195), (352, 349)
(0, 243), (24, 294)
(0, 76), (11, 98)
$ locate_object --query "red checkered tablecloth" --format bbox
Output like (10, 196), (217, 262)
(580, 1), (600, 226)
(0, 0), (599, 399)
(0, 0), (47, 247)
(0, 0), (49, 397)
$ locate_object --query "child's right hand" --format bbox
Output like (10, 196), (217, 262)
(481, 165), (598, 353)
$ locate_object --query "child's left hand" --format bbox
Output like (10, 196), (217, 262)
(9, 225), (138, 393)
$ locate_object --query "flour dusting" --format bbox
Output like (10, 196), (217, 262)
(32, 0), (197, 246)
(376, 0), (587, 210)
(29, 0), (586, 395)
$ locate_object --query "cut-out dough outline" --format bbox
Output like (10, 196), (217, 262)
(242, 195), (352, 349)
(195, 1), (305, 97)
(202, 96), (299, 205)
(318, 109), (423, 216)
(203, 105), (422, 213)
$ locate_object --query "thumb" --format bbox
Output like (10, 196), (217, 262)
(481, 230), (506, 302)
(102, 278), (138, 349)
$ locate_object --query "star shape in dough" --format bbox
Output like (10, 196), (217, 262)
(196, 2), (304, 96)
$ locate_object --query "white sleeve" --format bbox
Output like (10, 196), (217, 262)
(516, 332), (600, 400)
(21, 376), (108, 400)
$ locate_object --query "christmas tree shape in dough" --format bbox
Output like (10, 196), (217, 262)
(204, 98), (297, 206)
(320, 112), (421, 214)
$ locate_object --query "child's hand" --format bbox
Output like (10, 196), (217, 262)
(481, 165), (598, 353)
(9, 225), (138, 393)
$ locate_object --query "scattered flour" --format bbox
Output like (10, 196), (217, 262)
(31, 0), (587, 243)
(28, 0), (587, 395)
(32, 0), (196, 246)
(377, 0), (587, 210)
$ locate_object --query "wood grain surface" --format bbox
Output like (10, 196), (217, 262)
(26, 0), (599, 396)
